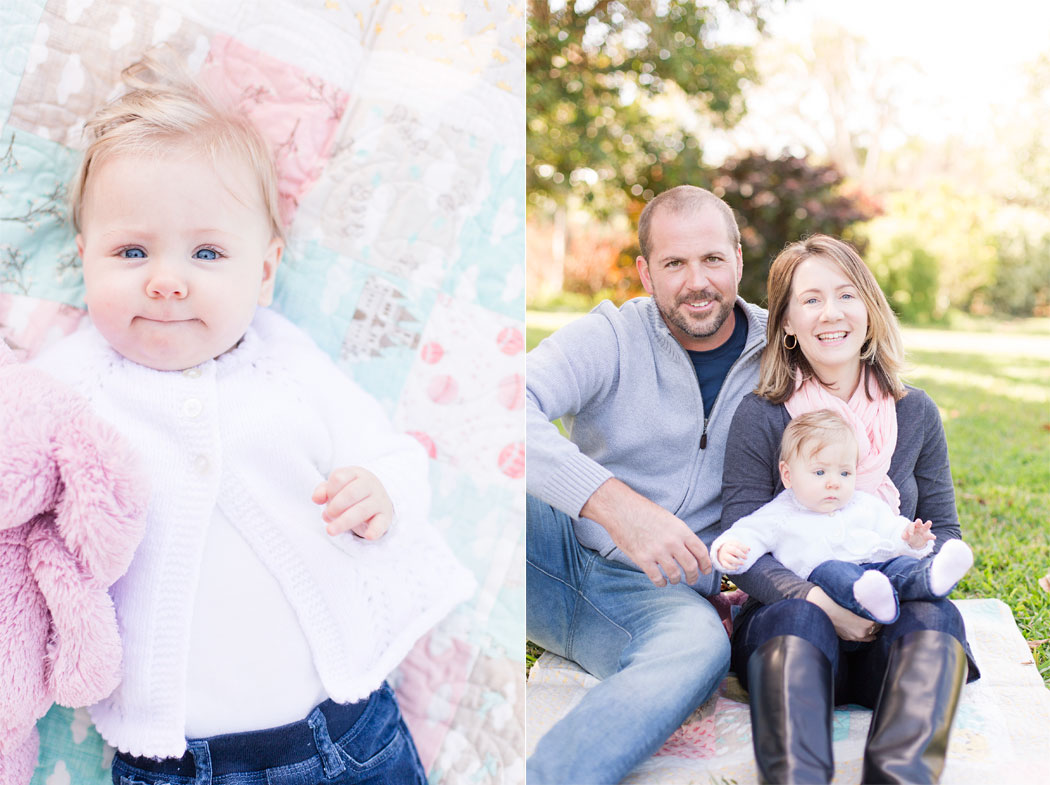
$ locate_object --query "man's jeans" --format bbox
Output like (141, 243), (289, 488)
(526, 495), (730, 785)
(809, 555), (943, 624)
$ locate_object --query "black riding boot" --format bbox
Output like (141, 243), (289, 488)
(862, 629), (967, 784)
(747, 635), (835, 784)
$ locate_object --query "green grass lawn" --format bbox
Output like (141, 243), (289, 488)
(525, 313), (1050, 687)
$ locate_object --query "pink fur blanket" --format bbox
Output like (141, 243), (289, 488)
(0, 341), (147, 785)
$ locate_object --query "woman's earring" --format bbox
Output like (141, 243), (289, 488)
(783, 333), (798, 350)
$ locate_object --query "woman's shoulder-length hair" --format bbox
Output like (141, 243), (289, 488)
(755, 234), (907, 405)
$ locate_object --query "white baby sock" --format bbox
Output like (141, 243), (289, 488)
(930, 539), (974, 596)
(853, 570), (897, 624)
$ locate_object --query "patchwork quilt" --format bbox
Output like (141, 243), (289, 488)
(0, 1), (524, 783)
(528, 598), (1050, 784)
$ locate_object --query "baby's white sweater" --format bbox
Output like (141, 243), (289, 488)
(34, 308), (475, 757)
(711, 489), (933, 578)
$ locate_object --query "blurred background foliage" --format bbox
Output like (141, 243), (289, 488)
(526, 0), (1050, 323)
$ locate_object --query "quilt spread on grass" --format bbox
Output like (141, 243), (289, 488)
(527, 598), (1050, 784)
(0, 1), (524, 783)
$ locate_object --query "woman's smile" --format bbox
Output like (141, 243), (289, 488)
(783, 255), (869, 395)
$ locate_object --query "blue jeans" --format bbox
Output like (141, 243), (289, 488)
(111, 683), (426, 785)
(808, 555), (945, 624)
(526, 495), (730, 785)
(730, 597), (978, 709)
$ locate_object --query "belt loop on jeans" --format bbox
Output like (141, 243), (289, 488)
(308, 705), (346, 778)
(188, 740), (213, 785)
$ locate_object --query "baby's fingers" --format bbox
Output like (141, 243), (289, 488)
(326, 492), (391, 539)
(311, 482), (330, 505)
(350, 510), (392, 541)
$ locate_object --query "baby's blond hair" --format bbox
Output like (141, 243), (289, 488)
(780, 409), (859, 465)
(69, 47), (284, 242)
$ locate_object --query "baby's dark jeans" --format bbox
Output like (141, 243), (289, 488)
(111, 683), (426, 785)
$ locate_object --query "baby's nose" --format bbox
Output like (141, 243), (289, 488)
(147, 264), (187, 299)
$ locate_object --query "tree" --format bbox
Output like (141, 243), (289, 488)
(735, 22), (920, 195)
(1008, 54), (1050, 212)
(527, 0), (779, 214)
(859, 184), (1000, 321)
(708, 153), (879, 304)
(555, 152), (879, 308)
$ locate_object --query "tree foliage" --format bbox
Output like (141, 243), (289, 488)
(527, 0), (776, 213)
(552, 152), (880, 308)
(708, 153), (880, 304)
(859, 184), (1000, 321)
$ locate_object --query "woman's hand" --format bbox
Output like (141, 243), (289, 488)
(806, 586), (880, 642)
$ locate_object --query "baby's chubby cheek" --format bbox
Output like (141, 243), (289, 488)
(84, 292), (126, 334)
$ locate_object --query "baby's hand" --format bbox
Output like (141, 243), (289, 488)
(717, 540), (750, 571)
(312, 467), (393, 540)
(903, 518), (935, 550)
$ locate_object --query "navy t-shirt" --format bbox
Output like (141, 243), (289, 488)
(686, 303), (748, 419)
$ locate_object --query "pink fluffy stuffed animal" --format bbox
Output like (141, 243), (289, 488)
(0, 340), (146, 785)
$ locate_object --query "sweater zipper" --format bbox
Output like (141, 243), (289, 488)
(698, 326), (764, 451)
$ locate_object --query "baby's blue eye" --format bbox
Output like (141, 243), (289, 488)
(194, 248), (219, 261)
(815, 469), (825, 476)
(841, 471), (851, 477)
(121, 247), (146, 259)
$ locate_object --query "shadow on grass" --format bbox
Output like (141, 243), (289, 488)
(907, 349), (1050, 389)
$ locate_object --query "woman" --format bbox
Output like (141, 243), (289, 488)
(722, 235), (979, 784)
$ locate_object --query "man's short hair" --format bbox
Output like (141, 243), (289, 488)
(637, 185), (740, 260)
(780, 409), (859, 465)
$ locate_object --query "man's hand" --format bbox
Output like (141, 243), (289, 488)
(581, 478), (712, 587)
(312, 466), (393, 540)
(903, 518), (935, 550)
(806, 585), (880, 642)
(716, 540), (749, 571)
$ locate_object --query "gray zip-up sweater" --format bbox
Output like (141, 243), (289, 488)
(526, 296), (767, 584)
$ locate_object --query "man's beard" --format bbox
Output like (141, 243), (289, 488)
(656, 289), (734, 341)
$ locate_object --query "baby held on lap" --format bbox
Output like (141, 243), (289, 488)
(712, 409), (973, 624)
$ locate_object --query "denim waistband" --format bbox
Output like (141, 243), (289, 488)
(116, 688), (379, 777)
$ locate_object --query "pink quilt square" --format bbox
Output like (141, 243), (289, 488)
(199, 35), (350, 227)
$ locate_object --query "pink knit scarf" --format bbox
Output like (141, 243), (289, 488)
(785, 369), (901, 513)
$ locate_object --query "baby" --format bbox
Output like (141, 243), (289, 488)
(712, 409), (973, 624)
(33, 51), (474, 783)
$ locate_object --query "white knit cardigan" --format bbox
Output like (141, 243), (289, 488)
(710, 488), (934, 578)
(34, 308), (476, 757)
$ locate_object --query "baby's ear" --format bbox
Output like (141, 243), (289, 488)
(257, 237), (283, 307)
(779, 460), (792, 489)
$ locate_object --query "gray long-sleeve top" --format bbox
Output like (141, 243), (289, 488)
(721, 386), (962, 606)
(526, 296), (767, 586)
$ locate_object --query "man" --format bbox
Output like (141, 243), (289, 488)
(526, 185), (768, 784)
